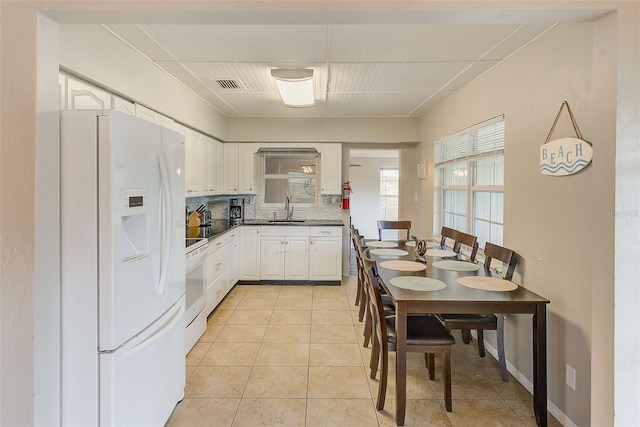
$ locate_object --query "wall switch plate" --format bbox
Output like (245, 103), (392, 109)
(566, 364), (576, 390)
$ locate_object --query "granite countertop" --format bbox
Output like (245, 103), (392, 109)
(243, 219), (344, 226)
(187, 219), (344, 242)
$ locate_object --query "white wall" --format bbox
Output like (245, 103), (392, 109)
(227, 116), (420, 143)
(349, 156), (399, 239)
(418, 22), (615, 426)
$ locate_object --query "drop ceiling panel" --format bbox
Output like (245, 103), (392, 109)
(440, 60), (501, 91)
(105, 25), (176, 61)
(329, 62), (473, 93)
(138, 24), (328, 62)
(482, 23), (555, 61)
(329, 24), (521, 62)
(95, 21), (554, 118)
(327, 92), (435, 117)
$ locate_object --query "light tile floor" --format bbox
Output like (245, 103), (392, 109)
(167, 275), (561, 427)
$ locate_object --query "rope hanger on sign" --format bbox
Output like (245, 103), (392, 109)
(543, 100), (583, 145)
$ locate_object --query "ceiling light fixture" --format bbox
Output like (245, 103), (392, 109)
(271, 69), (315, 108)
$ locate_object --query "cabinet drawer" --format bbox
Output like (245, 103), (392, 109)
(260, 225), (309, 237)
(309, 226), (342, 237)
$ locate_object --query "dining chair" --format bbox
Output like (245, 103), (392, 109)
(438, 241), (518, 382)
(377, 220), (411, 240)
(364, 266), (455, 412)
(439, 226), (457, 248)
(359, 255), (395, 348)
(452, 230), (479, 262)
(349, 225), (363, 307)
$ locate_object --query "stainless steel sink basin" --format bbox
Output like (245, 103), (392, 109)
(268, 219), (305, 223)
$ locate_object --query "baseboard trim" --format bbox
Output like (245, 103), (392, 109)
(481, 338), (577, 427)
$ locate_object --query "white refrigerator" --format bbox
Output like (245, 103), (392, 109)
(60, 110), (186, 426)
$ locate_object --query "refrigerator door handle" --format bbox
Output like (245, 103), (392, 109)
(123, 298), (185, 358)
(157, 152), (174, 295)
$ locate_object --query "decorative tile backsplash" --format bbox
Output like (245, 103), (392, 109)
(186, 194), (343, 221)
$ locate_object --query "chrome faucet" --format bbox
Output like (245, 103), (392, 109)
(284, 196), (294, 221)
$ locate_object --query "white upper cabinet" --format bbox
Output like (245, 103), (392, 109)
(223, 143), (256, 195)
(320, 143), (342, 195)
(238, 143), (256, 194)
(112, 96), (136, 116)
(207, 138), (224, 195)
(66, 75), (112, 110)
(223, 143), (239, 194)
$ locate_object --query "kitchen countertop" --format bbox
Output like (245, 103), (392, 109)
(187, 219), (344, 242)
(243, 219), (344, 226)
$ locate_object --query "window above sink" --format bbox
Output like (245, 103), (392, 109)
(260, 149), (319, 207)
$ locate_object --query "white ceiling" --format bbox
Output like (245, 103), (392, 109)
(103, 22), (555, 118)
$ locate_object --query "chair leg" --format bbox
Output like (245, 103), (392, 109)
(426, 353), (435, 380)
(376, 341), (389, 410)
(363, 303), (372, 347)
(443, 349), (452, 412)
(354, 274), (361, 306)
(358, 286), (366, 321)
(497, 315), (510, 382)
(477, 330), (486, 357)
(461, 329), (471, 344)
(369, 332), (380, 379)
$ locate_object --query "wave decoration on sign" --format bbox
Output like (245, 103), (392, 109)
(539, 137), (593, 176)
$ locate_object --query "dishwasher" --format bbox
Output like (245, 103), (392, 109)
(184, 237), (208, 354)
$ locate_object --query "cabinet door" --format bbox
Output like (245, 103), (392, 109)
(284, 237), (309, 280)
(112, 96), (136, 116)
(320, 143), (342, 195)
(238, 143), (256, 194)
(260, 237), (285, 280)
(309, 237), (342, 280)
(185, 130), (204, 196)
(208, 139), (224, 195)
(223, 143), (239, 194)
(134, 104), (174, 128)
(67, 76), (112, 110)
(240, 227), (261, 280)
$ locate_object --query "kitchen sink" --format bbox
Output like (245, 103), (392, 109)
(268, 219), (306, 223)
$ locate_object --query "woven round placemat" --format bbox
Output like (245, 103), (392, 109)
(370, 248), (409, 256)
(457, 276), (518, 291)
(425, 249), (457, 258)
(433, 260), (481, 272)
(379, 260), (427, 272)
(390, 276), (447, 291)
(366, 241), (398, 248)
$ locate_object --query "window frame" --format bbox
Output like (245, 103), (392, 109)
(260, 151), (319, 208)
(434, 116), (505, 248)
(379, 167), (399, 221)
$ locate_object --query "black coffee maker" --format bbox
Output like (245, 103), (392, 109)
(229, 198), (244, 224)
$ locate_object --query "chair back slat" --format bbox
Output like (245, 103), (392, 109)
(377, 220), (411, 240)
(440, 226), (457, 247)
(483, 242), (517, 280)
(453, 230), (479, 262)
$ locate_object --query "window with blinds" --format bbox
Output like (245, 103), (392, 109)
(433, 116), (505, 248)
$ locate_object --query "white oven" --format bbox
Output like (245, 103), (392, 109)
(184, 238), (207, 353)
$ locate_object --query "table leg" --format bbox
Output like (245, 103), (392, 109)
(395, 305), (407, 426)
(533, 303), (548, 427)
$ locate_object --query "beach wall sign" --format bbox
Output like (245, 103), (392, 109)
(540, 137), (593, 176)
(540, 101), (592, 176)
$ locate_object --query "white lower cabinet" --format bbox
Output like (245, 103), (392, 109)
(240, 226), (261, 280)
(259, 226), (309, 280)
(205, 230), (238, 315)
(309, 227), (343, 281)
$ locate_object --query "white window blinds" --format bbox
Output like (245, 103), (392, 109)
(434, 116), (505, 166)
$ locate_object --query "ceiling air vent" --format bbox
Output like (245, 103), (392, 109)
(215, 79), (244, 90)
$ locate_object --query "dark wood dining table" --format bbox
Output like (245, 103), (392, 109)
(366, 240), (550, 427)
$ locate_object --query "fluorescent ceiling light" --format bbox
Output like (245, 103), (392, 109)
(271, 69), (315, 108)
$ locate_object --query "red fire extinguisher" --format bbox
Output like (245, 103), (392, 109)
(342, 181), (351, 210)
